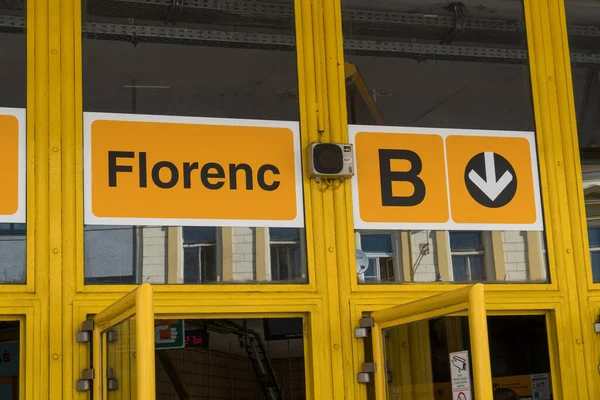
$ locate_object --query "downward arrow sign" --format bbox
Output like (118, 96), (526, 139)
(467, 152), (513, 201)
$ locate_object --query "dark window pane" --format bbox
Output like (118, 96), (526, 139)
(269, 228), (300, 242)
(450, 232), (482, 251)
(361, 234), (393, 253)
(588, 227), (600, 247)
(183, 227), (216, 244)
(183, 247), (200, 284)
(82, 0), (307, 285)
(591, 252), (600, 283)
(84, 226), (137, 283)
(201, 246), (217, 282)
(469, 256), (486, 281)
(0, 2), (26, 284)
(452, 256), (468, 281)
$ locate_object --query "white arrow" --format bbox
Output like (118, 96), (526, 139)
(467, 152), (513, 201)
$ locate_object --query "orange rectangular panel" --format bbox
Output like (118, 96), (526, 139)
(352, 129), (449, 228)
(85, 113), (303, 227)
(0, 109), (25, 223)
(446, 134), (541, 228)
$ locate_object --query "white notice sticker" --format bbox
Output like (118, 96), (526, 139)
(450, 350), (472, 400)
(530, 373), (550, 400)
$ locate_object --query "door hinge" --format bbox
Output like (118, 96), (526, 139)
(357, 362), (377, 384)
(107, 368), (119, 391)
(76, 320), (94, 343)
(76, 368), (94, 392)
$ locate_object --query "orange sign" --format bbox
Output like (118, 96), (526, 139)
(0, 109), (25, 223)
(85, 113), (303, 227)
(354, 131), (448, 224)
(350, 126), (542, 231)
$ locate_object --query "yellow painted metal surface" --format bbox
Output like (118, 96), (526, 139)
(0, 0), (595, 399)
(92, 284), (155, 400)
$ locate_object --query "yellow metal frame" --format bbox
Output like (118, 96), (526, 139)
(368, 285), (492, 400)
(91, 284), (155, 400)
(0, 0), (594, 398)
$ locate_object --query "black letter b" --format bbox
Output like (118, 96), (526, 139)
(379, 149), (425, 207)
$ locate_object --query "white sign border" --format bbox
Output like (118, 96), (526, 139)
(84, 112), (305, 228)
(349, 124), (544, 231)
(0, 107), (26, 224)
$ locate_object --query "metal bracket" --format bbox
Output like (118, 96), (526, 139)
(107, 368), (119, 391)
(359, 317), (374, 328)
(107, 329), (118, 343)
(594, 322), (600, 333)
(357, 362), (377, 384)
(441, 2), (467, 44)
(76, 320), (94, 343)
(357, 372), (371, 384)
(355, 327), (369, 338)
(76, 369), (94, 392)
(362, 362), (377, 373)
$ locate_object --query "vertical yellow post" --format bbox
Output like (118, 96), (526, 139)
(467, 284), (493, 400)
(135, 284), (155, 400)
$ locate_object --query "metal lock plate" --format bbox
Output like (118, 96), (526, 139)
(594, 322), (600, 333)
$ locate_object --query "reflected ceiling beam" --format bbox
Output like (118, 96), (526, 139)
(112, 0), (600, 40)
(0, 13), (599, 66)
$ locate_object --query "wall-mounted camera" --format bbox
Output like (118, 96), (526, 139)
(307, 143), (354, 180)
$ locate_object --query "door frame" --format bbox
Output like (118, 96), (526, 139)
(90, 283), (155, 400)
(365, 284), (493, 399)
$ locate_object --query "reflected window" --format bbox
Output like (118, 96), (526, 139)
(183, 227), (218, 283)
(344, 0), (548, 284)
(450, 232), (486, 282)
(0, 1), (26, 284)
(359, 233), (396, 282)
(82, 0), (307, 285)
(269, 228), (304, 282)
(566, 1), (600, 283)
(588, 227), (600, 282)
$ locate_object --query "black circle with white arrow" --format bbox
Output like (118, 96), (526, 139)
(464, 152), (517, 208)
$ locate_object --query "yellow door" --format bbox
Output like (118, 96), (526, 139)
(91, 283), (155, 400)
(364, 284), (493, 400)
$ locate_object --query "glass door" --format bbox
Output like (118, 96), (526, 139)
(365, 284), (493, 399)
(92, 283), (155, 400)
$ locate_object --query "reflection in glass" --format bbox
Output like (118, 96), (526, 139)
(104, 317), (137, 399)
(356, 230), (546, 283)
(156, 318), (306, 399)
(82, 0), (307, 284)
(0, 2), (26, 284)
(566, 1), (600, 283)
(343, 0), (548, 284)
(378, 316), (551, 400)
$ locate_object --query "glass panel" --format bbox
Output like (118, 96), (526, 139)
(104, 316), (137, 399)
(344, 0), (548, 284)
(82, 0), (307, 284)
(155, 318), (306, 399)
(374, 315), (551, 400)
(0, 1), (26, 284)
(0, 322), (20, 399)
(566, 0), (600, 283)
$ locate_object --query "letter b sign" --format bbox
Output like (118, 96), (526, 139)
(379, 149), (426, 207)
(353, 131), (449, 227)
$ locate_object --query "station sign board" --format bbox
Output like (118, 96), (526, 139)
(0, 108), (25, 223)
(350, 125), (543, 231)
(84, 113), (304, 227)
